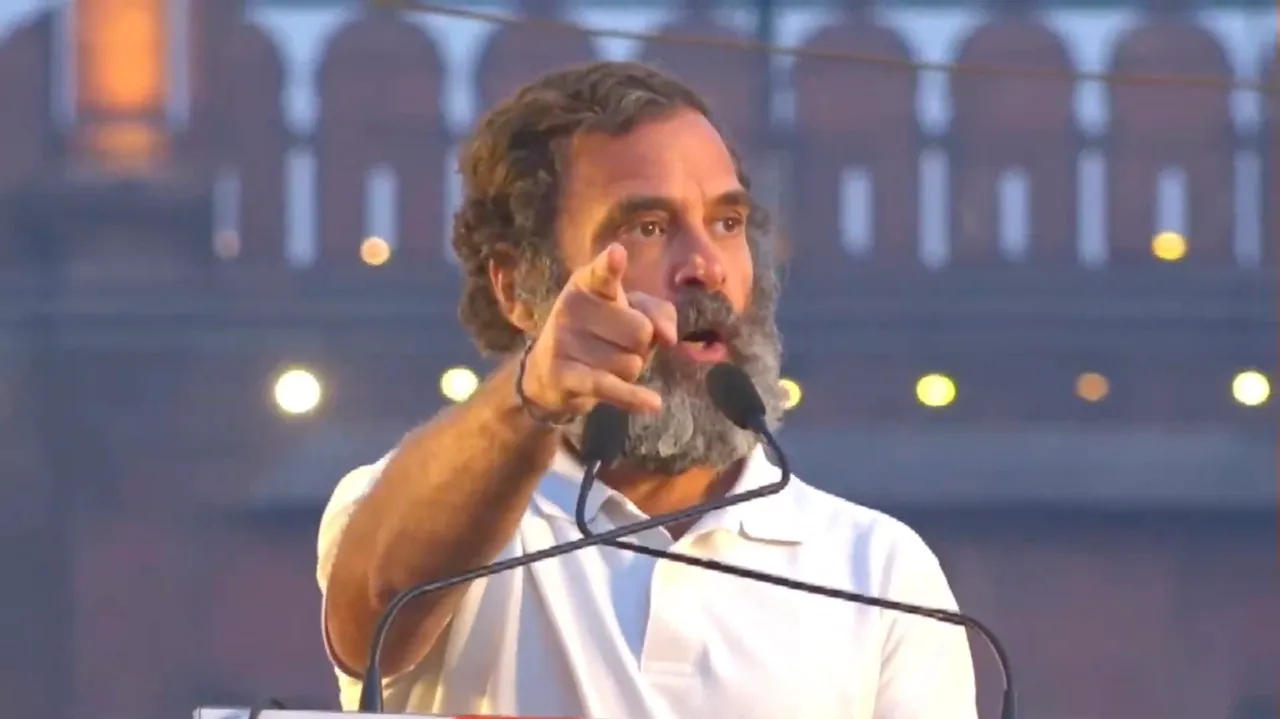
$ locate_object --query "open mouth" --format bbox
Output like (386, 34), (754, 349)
(681, 329), (722, 347)
(676, 328), (729, 363)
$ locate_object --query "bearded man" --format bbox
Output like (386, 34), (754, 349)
(317, 61), (977, 719)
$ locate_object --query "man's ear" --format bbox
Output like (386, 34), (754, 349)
(487, 248), (538, 334)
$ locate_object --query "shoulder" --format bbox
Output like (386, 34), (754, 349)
(322, 455), (391, 519)
(785, 479), (946, 595)
(316, 454), (392, 587)
(319, 454), (392, 538)
(788, 478), (934, 556)
(786, 485), (979, 715)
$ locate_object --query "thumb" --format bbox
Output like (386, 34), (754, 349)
(574, 243), (628, 303)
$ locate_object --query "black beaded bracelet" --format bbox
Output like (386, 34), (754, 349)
(514, 340), (576, 427)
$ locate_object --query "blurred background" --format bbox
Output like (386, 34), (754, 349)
(0, 0), (1275, 718)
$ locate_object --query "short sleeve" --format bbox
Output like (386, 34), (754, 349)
(317, 455), (391, 593)
(315, 453), (526, 712)
(872, 526), (979, 719)
(316, 454), (448, 711)
(316, 455), (396, 691)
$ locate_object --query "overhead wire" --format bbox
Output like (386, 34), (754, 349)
(368, 0), (1277, 94)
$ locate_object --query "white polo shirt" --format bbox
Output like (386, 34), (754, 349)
(317, 444), (978, 719)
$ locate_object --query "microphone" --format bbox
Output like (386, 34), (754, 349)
(706, 360), (770, 432)
(573, 363), (790, 539)
(574, 363), (1018, 719)
(356, 400), (708, 713)
(573, 400), (629, 532)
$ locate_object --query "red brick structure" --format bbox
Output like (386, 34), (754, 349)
(641, 0), (767, 164)
(1106, 5), (1235, 265)
(790, 0), (920, 273)
(475, 0), (598, 114)
(949, 3), (1077, 265)
(318, 12), (448, 266)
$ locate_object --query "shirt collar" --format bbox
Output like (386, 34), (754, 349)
(533, 442), (807, 544)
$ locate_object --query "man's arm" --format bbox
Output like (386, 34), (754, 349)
(320, 244), (678, 680)
(322, 357), (559, 679)
(873, 528), (979, 719)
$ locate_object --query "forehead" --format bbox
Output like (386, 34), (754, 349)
(559, 109), (742, 219)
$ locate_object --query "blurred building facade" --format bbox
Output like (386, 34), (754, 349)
(0, 1), (1274, 718)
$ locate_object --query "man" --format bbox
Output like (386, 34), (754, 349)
(318, 61), (977, 718)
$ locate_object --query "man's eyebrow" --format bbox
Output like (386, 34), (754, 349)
(591, 195), (681, 239)
(591, 189), (755, 240)
(602, 195), (681, 223)
(708, 188), (753, 210)
(600, 189), (752, 225)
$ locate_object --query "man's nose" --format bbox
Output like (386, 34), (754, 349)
(671, 230), (726, 293)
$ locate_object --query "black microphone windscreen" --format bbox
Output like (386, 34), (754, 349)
(579, 403), (629, 464)
(706, 363), (766, 430)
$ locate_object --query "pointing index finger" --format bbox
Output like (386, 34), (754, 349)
(575, 243), (628, 304)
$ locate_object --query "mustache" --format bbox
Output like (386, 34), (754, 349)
(673, 289), (740, 342)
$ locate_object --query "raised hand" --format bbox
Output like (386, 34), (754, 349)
(520, 243), (679, 418)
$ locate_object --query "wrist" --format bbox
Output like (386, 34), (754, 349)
(514, 340), (576, 427)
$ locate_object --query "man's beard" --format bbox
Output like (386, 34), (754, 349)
(517, 249), (787, 476)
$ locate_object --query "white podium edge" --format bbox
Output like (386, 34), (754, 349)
(195, 709), (443, 719)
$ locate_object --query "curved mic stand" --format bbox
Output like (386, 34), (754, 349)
(573, 430), (1017, 719)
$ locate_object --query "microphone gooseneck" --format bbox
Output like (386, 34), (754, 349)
(574, 362), (1018, 719)
(573, 402), (630, 535)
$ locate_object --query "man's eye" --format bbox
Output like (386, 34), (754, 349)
(715, 216), (745, 235)
(627, 220), (666, 240)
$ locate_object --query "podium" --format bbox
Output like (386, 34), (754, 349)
(195, 710), (576, 719)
